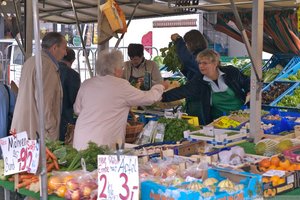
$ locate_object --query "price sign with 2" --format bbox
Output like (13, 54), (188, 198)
(97, 155), (139, 200)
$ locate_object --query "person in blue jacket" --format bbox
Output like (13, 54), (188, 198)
(0, 82), (16, 156)
(171, 30), (208, 120)
(171, 30), (208, 80)
(162, 49), (250, 125)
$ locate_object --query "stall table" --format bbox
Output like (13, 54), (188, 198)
(0, 180), (63, 200)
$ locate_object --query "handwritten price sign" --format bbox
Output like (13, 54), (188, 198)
(0, 131), (28, 175)
(97, 155), (139, 200)
(0, 131), (40, 175)
(26, 140), (40, 173)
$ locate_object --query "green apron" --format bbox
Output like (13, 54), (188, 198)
(211, 88), (243, 120)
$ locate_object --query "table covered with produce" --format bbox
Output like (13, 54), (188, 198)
(2, 107), (300, 199)
(2, 54), (300, 199)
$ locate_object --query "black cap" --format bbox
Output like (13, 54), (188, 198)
(128, 43), (144, 58)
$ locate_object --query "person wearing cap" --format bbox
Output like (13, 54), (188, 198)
(58, 47), (81, 142)
(123, 43), (162, 90)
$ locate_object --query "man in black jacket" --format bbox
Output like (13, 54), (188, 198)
(59, 47), (81, 142)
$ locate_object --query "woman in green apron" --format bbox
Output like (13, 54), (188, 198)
(123, 43), (163, 90)
(162, 49), (250, 125)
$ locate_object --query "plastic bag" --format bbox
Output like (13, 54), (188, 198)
(101, 0), (123, 32)
(48, 170), (98, 199)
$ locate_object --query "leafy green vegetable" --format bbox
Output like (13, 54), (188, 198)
(79, 142), (111, 171)
(160, 42), (183, 73)
(158, 117), (198, 142)
(46, 140), (79, 169)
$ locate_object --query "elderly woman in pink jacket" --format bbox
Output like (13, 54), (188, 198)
(73, 49), (167, 150)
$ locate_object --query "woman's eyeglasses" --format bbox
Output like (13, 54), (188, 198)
(197, 61), (212, 65)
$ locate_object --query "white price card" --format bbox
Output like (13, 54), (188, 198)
(97, 155), (139, 200)
(26, 140), (40, 173)
(0, 131), (28, 175)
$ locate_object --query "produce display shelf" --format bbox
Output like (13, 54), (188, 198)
(262, 53), (295, 71)
(0, 180), (63, 200)
(280, 56), (300, 74)
(261, 81), (299, 106)
(276, 61), (300, 81)
(271, 83), (300, 110)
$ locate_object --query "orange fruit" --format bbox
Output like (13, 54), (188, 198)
(259, 159), (271, 168)
(268, 165), (277, 170)
(55, 185), (67, 198)
(288, 164), (297, 171)
(279, 159), (291, 170)
(270, 156), (280, 167)
(270, 175), (280, 186)
(278, 178), (285, 185)
(63, 175), (74, 184)
(262, 177), (270, 183)
(48, 176), (62, 190)
(295, 164), (300, 170)
(276, 167), (284, 171)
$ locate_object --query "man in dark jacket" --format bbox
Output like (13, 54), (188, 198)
(59, 47), (81, 142)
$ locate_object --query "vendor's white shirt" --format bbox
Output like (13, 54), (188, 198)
(203, 69), (228, 92)
(73, 75), (164, 150)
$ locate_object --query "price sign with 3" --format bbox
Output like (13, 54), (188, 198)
(97, 155), (139, 200)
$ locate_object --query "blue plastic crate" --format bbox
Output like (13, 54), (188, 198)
(141, 168), (262, 200)
(262, 53), (295, 71)
(280, 56), (300, 74)
(272, 83), (300, 110)
(261, 81), (298, 106)
(276, 61), (300, 81)
(267, 108), (300, 120)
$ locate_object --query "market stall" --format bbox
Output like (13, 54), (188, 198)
(2, 0), (300, 199)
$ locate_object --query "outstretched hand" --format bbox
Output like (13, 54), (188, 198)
(162, 80), (170, 90)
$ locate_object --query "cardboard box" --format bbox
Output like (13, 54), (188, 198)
(262, 172), (296, 198)
(246, 165), (297, 198)
(173, 140), (205, 156)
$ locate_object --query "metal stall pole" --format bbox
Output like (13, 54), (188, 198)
(229, 0), (263, 143)
(0, 3), (25, 58)
(70, 0), (93, 78)
(98, 0), (107, 51)
(25, 0), (33, 61)
(32, 0), (48, 199)
(250, 0), (264, 143)
(12, 0), (24, 46)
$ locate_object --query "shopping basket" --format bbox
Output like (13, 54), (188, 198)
(125, 111), (144, 143)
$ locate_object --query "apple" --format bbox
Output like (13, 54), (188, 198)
(81, 181), (98, 190)
(64, 190), (72, 200)
(81, 185), (92, 197)
(66, 179), (79, 191)
(71, 189), (81, 200)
